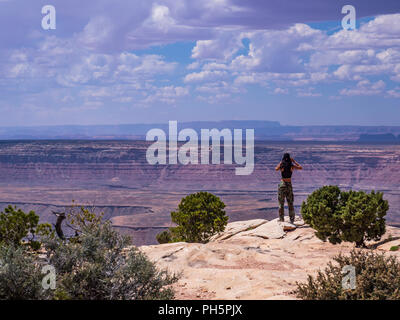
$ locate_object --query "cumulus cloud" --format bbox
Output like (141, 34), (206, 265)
(297, 87), (321, 97)
(188, 13), (400, 99)
(274, 88), (288, 95)
(387, 87), (400, 98)
(340, 80), (386, 96)
(146, 4), (176, 31)
(232, 24), (325, 73)
(143, 85), (189, 104)
(0, 0), (399, 126)
(191, 32), (244, 61)
(3, 12), (400, 107)
(184, 70), (228, 83)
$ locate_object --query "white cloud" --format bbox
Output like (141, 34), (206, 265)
(144, 4), (176, 31)
(340, 80), (386, 96)
(186, 61), (200, 70)
(2, 7), (400, 114)
(77, 16), (115, 50)
(184, 70), (228, 83)
(185, 13), (399, 100)
(306, 14), (400, 90)
(230, 24), (325, 73)
(191, 34), (244, 61)
(274, 88), (288, 95)
(322, 14), (400, 50)
(197, 92), (231, 104)
(116, 53), (177, 77)
(387, 87), (400, 98)
(143, 85), (189, 104)
(297, 87), (321, 97)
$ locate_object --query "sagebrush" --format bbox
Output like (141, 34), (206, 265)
(295, 249), (400, 300)
(0, 204), (178, 300)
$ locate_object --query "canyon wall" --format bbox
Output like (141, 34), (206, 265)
(0, 140), (399, 245)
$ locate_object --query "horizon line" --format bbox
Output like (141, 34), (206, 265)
(1, 121), (400, 129)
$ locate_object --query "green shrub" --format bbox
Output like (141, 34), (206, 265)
(42, 206), (179, 300)
(390, 246), (399, 252)
(0, 205), (52, 249)
(301, 186), (388, 247)
(156, 229), (173, 244)
(169, 192), (228, 243)
(295, 249), (400, 300)
(0, 204), (178, 300)
(0, 245), (50, 300)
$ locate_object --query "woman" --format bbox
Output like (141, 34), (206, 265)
(275, 153), (302, 223)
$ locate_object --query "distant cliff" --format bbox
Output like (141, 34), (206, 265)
(1, 121), (400, 141)
(0, 140), (399, 247)
(358, 133), (400, 142)
(0, 140), (399, 191)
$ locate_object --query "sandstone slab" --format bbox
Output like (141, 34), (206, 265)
(210, 219), (268, 241)
(140, 220), (400, 300)
(238, 219), (286, 239)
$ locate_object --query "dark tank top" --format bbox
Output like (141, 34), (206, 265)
(281, 163), (293, 179)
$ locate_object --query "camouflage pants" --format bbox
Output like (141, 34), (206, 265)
(278, 181), (295, 222)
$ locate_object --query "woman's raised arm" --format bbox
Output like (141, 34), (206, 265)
(291, 158), (303, 170)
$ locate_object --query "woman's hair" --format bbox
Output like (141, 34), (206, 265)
(282, 153), (291, 162)
(281, 153), (292, 170)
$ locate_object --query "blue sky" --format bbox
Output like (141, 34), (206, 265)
(0, 0), (399, 126)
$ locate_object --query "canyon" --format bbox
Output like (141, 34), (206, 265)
(0, 140), (399, 245)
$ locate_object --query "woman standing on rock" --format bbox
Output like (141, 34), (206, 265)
(275, 153), (302, 224)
